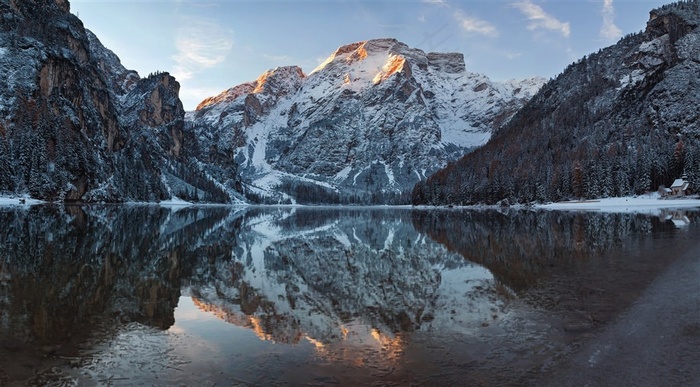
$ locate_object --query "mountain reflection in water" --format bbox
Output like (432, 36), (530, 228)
(0, 205), (697, 385)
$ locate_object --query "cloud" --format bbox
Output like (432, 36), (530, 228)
(263, 54), (293, 63)
(455, 11), (498, 37)
(513, 1), (570, 38)
(422, 0), (448, 6)
(600, 0), (622, 40)
(172, 18), (233, 81)
(505, 52), (523, 60)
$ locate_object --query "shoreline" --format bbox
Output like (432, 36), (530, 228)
(2, 193), (700, 214)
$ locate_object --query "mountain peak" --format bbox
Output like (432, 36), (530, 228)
(196, 65), (305, 111)
(252, 65), (306, 94)
(311, 38), (409, 74)
(647, 1), (700, 43)
(189, 37), (544, 204)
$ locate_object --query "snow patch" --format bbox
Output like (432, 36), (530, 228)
(159, 197), (194, 207)
(0, 196), (44, 206)
(538, 193), (700, 214)
(334, 166), (352, 182)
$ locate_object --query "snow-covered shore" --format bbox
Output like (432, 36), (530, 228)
(3, 193), (700, 214)
(0, 196), (44, 206)
(538, 193), (700, 213)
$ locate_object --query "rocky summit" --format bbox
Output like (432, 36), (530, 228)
(189, 38), (544, 204)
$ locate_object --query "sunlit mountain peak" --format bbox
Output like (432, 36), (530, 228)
(196, 66), (305, 110)
(310, 38), (402, 75)
(372, 53), (408, 85)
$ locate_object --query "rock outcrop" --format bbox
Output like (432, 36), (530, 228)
(0, 0), (231, 202)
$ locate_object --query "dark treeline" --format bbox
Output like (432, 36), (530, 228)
(275, 179), (412, 205)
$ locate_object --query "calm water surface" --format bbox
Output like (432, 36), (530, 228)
(0, 205), (698, 385)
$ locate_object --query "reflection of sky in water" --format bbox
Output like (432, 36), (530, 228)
(169, 296), (295, 354)
(170, 294), (411, 369)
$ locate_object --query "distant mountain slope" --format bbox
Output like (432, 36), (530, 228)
(413, 1), (700, 206)
(188, 38), (544, 204)
(0, 0), (233, 202)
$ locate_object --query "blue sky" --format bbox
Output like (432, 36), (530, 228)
(70, 0), (671, 110)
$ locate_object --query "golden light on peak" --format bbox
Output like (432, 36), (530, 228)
(311, 41), (369, 75)
(346, 44), (368, 63)
(252, 70), (273, 94)
(195, 83), (255, 110)
(373, 54), (407, 85)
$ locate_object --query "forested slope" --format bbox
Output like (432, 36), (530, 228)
(413, 1), (700, 205)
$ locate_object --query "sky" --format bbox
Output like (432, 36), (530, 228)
(70, 0), (672, 111)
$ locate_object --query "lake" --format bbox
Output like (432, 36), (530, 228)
(1, 205), (699, 386)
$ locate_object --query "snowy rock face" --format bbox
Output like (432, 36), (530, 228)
(414, 1), (700, 205)
(0, 0), (231, 202)
(0, 2), (541, 204)
(189, 38), (544, 204)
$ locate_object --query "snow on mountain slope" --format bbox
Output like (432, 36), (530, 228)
(189, 38), (544, 204)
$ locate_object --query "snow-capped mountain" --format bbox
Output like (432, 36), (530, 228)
(0, 1), (542, 204)
(189, 38), (544, 204)
(413, 1), (700, 205)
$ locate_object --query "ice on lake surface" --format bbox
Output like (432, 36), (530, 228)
(0, 205), (699, 385)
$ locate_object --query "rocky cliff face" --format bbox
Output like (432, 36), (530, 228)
(0, 0), (231, 202)
(413, 1), (700, 205)
(189, 38), (544, 204)
(0, 1), (542, 204)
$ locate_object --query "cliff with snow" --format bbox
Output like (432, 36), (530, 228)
(0, 0), (233, 202)
(188, 39), (544, 204)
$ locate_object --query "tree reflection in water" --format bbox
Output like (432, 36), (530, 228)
(0, 205), (696, 385)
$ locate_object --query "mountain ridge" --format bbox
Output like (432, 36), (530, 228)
(188, 37), (544, 204)
(0, 1), (543, 204)
(412, 0), (700, 206)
